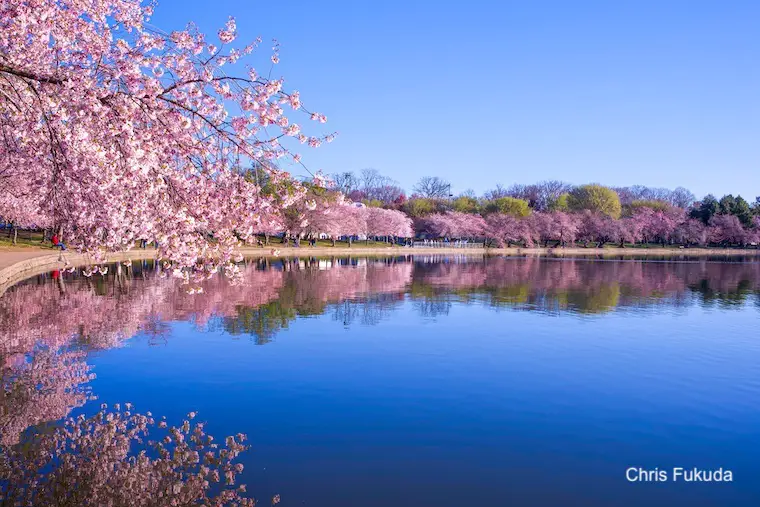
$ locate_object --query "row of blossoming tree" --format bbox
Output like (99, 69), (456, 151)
(416, 207), (760, 248)
(265, 181), (413, 246)
(411, 184), (760, 248)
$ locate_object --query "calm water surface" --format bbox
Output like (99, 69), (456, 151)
(1, 256), (759, 506)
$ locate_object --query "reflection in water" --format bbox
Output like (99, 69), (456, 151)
(0, 405), (256, 506)
(0, 258), (413, 450)
(4, 257), (759, 356)
(0, 350), (93, 447)
(1, 255), (759, 504)
(412, 256), (760, 315)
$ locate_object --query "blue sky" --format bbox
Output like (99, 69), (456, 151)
(152, 0), (760, 200)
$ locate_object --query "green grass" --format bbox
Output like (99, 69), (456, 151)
(0, 229), (52, 249)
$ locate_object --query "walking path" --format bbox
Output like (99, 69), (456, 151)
(0, 249), (54, 270)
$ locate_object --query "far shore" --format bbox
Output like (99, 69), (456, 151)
(1, 244), (759, 295)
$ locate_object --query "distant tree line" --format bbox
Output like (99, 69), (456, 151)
(329, 169), (760, 247)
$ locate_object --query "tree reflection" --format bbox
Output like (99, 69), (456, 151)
(1, 256), (760, 451)
(221, 260), (411, 340)
(410, 257), (760, 315)
(0, 260), (413, 444)
(330, 294), (404, 327)
(0, 350), (93, 447)
(1, 406), (257, 506)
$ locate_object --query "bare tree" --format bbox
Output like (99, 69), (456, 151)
(482, 180), (571, 210)
(535, 180), (573, 210)
(360, 168), (385, 192)
(483, 184), (509, 200)
(506, 184), (540, 208)
(330, 171), (359, 195)
(413, 176), (451, 199)
(614, 185), (696, 209)
(373, 184), (405, 204)
(669, 187), (696, 208)
(358, 168), (405, 204)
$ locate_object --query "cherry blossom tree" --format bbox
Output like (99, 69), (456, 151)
(416, 212), (486, 240)
(751, 216), (760, 245)
(364, 207), (413, 243)
(616, 217), (644, 247)
(415, 213), (448, 239)
(453, 213), (487, 239)
(531, 211), (579, 247)
(529, 213), (554, 247)
(388, 208), (415, 239)
(0, 0), (333, 277)
(551, 211), (580, 246)
(485, 214), (534, 247)
(708, 214), (748, 246)
(322, 200), (367, 246)
(255, 213), (285, 246)
(672, 218), (707, 247)
(633, 208), (682, 246)
(576, 212), (608, 247)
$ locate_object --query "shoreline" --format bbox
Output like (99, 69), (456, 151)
(1, 245), (759, 295)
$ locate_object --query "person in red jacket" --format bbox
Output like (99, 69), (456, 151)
(51, 233), (66, 251)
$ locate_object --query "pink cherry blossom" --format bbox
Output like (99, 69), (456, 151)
(0, 0), (335, 281)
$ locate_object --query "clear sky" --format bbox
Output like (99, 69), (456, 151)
(151, 0), (760, 200)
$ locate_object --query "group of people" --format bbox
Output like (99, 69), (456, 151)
(412, 239), (481, 248)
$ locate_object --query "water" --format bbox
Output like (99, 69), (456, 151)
(1, 256), (759, 506)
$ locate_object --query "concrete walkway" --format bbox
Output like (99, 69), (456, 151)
(0, 248), (57, 270)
